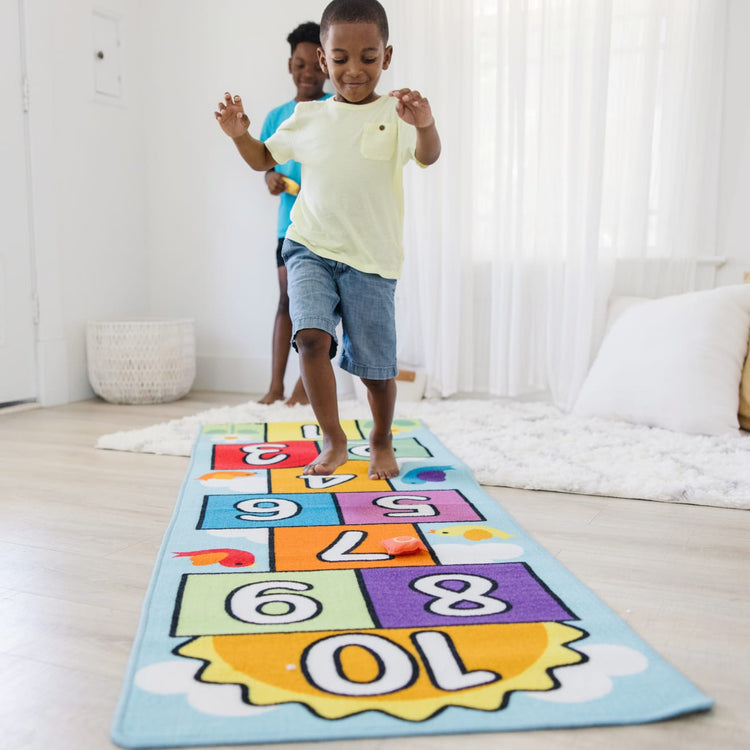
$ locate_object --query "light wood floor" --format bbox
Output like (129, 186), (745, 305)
(1, 391), (748, 750)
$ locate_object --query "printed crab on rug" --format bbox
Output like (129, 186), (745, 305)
(111, 418), (712, 748)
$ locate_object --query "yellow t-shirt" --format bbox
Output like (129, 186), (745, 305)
(265, 95), (417, 280)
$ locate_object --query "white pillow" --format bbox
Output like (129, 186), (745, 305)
(573, 285), (750, 435)
(603, 295), (648, 333)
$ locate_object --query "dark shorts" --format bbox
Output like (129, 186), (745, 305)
(275, 237), (285, 268)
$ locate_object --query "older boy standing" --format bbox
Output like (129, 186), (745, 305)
(258, 21), (330, 406)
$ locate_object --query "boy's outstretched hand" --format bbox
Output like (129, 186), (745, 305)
(390, 88), (441, 166)
(214, 91), (277, 172)
(389, 88), (435, 129)
(215, 92), (251, 138)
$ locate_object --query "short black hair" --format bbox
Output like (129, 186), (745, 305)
(320, 0), (389, 45)
(286, 21), (322, 55)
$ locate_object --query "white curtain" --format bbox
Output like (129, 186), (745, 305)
(390, 0), (727, 408)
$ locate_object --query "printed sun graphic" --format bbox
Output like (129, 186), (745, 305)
(179, 622), (585, 720)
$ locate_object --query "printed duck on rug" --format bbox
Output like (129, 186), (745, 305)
(111, 418), (711, 748)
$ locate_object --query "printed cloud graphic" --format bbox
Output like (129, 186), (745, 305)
(205, 528), (269, 544)
(529, 644), (648, 703)
(135, 660), (273, 717)
(196, 471), (268, 493)
(430, 541), (524, 564)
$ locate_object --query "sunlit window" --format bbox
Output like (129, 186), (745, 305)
(472, 0), (705, 261)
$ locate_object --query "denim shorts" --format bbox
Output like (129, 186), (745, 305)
(281, 239), (398, 380)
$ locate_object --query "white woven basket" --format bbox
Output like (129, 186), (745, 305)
(86, 319), (196, 404)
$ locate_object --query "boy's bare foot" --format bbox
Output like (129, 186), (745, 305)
(258, 389), (283, 405)
(368, 432), (399, 480)
(285, 378), (309, 407)
(304, 433), (349, 475)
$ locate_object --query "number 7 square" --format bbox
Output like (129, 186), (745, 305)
(272, 524), (437, 572)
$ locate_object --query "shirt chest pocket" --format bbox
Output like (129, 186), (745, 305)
(360, 122), (397, 161)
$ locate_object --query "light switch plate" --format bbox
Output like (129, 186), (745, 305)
(93, 10), (122, 100)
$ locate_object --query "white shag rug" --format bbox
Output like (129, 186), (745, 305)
(97, 399), (750, 510)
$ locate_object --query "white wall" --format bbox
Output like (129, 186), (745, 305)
(14, 0), (750, 404)
(25, 0), (351, 402)
(716, 0), (750, 285)
(26, 0), (150, 403)
(143, 0), (330, 394)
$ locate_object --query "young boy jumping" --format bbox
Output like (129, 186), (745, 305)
(215, 0), (441, 479)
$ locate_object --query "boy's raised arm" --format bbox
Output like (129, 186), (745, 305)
(215, 92), (278, 172)
(389, 88), (441, 167)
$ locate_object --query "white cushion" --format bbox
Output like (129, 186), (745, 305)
(603, 295), (648, 333)
(573, 285), (750, 435)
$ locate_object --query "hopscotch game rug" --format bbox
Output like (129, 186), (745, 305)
(111, 419), (711, 747)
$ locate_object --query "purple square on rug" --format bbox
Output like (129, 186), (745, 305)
(360, 562), (575, 629)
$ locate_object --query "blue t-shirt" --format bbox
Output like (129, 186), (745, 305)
(260, 95), (331, 238)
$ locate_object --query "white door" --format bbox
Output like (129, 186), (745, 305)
(0, 0), (37, 404)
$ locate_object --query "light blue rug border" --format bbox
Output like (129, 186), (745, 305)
(112, 419), (712, 747)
